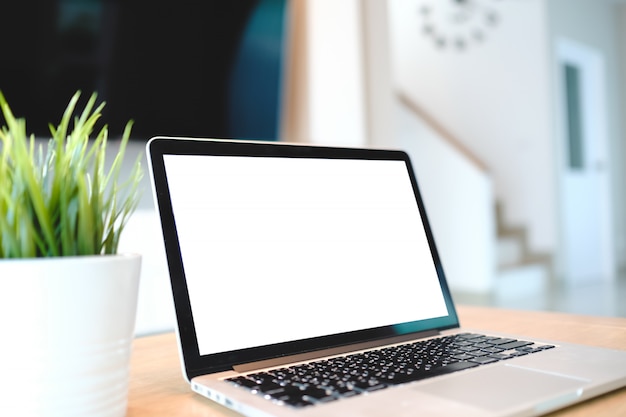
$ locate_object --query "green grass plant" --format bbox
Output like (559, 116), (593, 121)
(0, 91), (143, 258)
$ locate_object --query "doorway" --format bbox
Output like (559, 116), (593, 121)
(557, 38), (614, 283)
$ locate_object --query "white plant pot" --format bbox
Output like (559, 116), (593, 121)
(0, 254), (141, 417)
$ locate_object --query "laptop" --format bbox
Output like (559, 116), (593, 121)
(147, 136), (626, 417)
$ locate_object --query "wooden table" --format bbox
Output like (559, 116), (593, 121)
(127, 305), (626, 416)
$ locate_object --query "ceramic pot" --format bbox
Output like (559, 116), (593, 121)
(0, 254), (141, 417)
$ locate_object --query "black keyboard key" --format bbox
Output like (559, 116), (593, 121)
(458, 346), (480, 352)
(470, 356), (499, 365)
(256, 380), (284, 393)
(517, 346), (543, 353)
(348, 380), (387, 392)
(452, 353), (476, 360)
(497, 340), (534, 350)
(278, 395), (315, 408)
(301, 386), (333, 400)
(262, 384), (302, 397)
(487, 338), (517, 345)
(481, 346), (505, 354)
(229, 376), (259, 390)
(469, 336), (491, 343)
(488, 353), (515, 360)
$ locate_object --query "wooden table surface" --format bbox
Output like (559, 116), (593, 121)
(127, 305), (626, 417)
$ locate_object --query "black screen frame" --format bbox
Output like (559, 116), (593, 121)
(147, 137), (460, 379)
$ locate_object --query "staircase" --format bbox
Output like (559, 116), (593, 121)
(495, 203), (553, 303)
(396, 92), (553, 299)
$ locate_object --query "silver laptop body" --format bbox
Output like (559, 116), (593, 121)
(147, 137), (626, 417)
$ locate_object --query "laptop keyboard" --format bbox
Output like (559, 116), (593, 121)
(226, 333), (555, 408)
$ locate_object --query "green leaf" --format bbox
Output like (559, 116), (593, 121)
(0, 90), (143, 258)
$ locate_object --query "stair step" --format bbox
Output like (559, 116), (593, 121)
(497, 236), (523, 267)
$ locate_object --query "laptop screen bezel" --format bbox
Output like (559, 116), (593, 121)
(147, 137), (460, 379)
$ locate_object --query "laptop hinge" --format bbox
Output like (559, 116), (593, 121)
(233, 329), (440, 374)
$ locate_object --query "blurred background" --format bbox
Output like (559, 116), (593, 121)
(1, 0), (624, 334)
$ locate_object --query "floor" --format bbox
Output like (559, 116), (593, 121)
(452, 271), (626, 318)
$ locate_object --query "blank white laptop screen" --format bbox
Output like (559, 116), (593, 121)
(163, 154), (448, 356)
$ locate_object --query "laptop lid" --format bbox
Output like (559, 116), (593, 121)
(147, 137), (460, 381)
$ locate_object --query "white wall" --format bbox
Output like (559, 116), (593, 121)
(118, 207), (174, 335)
(547, 0), (626, 275)
(622, 5), (626, 273)
(388, 0), (558, 255)
(394, 102), (496, 292)
(303, 0), (367, 146)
